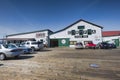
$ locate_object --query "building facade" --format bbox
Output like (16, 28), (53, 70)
(50, 19), (103, 47)
(6, 19), (103, 47)
(6, 29), (53, 47)
(102, 31), (120, 47)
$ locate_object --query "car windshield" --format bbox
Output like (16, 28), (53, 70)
(31, 42), (38, 44)
(32, 41), (43, 44)
(20, 42), (25, 46)
(102, 42), (108, 44)
(76, 43), (83, 45)
(3, 44), (17, 49)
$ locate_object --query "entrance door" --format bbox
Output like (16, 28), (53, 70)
(113, 39), (119, 47)
(50, 39), (58, 47)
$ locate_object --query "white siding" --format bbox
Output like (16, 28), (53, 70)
(50, 21), (102, 47)
(103, 36), (120, 41)
(7, 31), (49, 45)
(6, 20), (103, 48)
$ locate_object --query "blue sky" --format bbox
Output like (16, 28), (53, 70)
(0, 0), (120, 38)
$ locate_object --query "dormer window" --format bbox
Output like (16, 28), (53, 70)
(78, 26), (85, 29)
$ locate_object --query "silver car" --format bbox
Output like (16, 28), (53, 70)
(0, 44), (23, 60)
(18, 45), (34, 54)
(75, 42), (84, 49)
(10, 43), (34, 54)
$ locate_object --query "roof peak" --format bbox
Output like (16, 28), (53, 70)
(53, 19), (103, 34)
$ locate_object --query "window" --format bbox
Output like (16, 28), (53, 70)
(21, 42), (25, 46)
(27, 42), (30, 45)
(70, 41), (77, 45)
(31, 42), (38, 44)
(40, 39), (43, 42)
(88, 29), (92, 35)
(8, 44), (17, 48)
(71, 30), (76, 35)
(78, 26), (85, 29)
(79, 30), (83, 35)
(70, 41), (74, 45)
(92, 30), (96, 34)
(74, 41), (77, 45)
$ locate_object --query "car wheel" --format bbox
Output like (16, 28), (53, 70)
(0, 53), (6, 60)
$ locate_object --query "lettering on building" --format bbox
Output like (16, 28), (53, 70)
(68, 26), (96, 38)
(36, 33), (45, 38)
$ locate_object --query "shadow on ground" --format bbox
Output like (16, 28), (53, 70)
(0, 64), (4, 66)
(6, 55), (34, 60)
(37, 49), (52, 52)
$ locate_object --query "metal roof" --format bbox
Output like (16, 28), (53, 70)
(6, 29), (53, 37)
(102, 31), (120, 37)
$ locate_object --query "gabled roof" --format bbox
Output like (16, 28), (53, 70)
(6, 29), (53, 37)
(102, 31), (120, 37)
(53, 19), (103, 34)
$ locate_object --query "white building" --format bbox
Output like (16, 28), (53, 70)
(6, 29), (53, 47)
(6, 19), (103, 47)
(102, 31), (120, 47)
(50, 19), (103, 47)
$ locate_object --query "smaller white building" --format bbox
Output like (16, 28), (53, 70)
(6, 29), (53, 47)
(102, 31), (120, 47)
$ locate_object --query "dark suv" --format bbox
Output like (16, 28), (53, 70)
(97, 42), (110, 49)
(108, 43), (117, 48)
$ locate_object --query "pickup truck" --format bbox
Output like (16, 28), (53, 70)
(21, 41), (44, 51)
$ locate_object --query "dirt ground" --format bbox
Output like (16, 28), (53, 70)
(0, 47), (120, 80)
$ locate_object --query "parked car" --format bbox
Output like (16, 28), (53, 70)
(0, 44), (23, 60)
(97, 42), (110, 49)
(108, 43), (117, 48)
(75, 42), (84, 49)
(20, 41), (44, 51)
(85, 42), (96, 49)
(9, 43), (34, 54)
(19, 45), (33, 54)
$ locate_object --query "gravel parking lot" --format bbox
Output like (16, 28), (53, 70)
(0, 48), (120, 80)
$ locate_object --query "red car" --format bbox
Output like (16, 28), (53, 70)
(85, 42), (96, 49)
